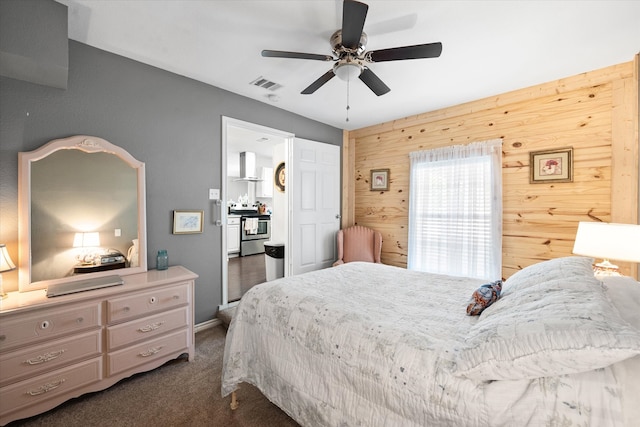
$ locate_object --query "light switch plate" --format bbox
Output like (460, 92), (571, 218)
(209, 188), (220, 200)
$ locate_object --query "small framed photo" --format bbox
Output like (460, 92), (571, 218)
(370, 169), (390, 191)
(275, 162), (285, 193)
(529, 147), (573, 183)
(173, 210), (204, 234)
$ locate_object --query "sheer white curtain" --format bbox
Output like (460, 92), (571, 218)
(407, 139), (503, 280)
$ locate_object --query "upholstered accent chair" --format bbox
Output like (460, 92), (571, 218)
(333, 225), (383, 267)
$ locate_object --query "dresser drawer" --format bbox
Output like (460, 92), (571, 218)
(0, 330), (102, 386)
(0, 302), (101, 352)
(107, 329), (188, 376)
(107, 307), (189, 350)
(107, 283), (190, 323)
(0, 357), (102, 417)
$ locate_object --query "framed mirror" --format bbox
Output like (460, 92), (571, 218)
(18, 135), (147, 292)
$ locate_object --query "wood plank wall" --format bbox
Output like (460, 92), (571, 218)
(345, 57), (639, 279)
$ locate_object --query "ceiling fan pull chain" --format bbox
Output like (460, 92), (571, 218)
(346, 78), (350, 122)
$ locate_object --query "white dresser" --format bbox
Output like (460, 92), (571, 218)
(0, 266), (197, 425)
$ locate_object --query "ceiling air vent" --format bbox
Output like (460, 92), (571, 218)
(250, 76), (282, 91)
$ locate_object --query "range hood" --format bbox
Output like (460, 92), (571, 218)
(235, 152), (263, 182)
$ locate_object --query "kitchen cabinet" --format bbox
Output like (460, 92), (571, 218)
(228, 216), (241, 254)
(257, 167), (273, 198)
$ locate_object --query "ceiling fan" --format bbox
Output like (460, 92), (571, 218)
(261, 0), (442, 96)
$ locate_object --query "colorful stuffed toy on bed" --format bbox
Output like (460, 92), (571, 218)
(466, 280), (502, 315)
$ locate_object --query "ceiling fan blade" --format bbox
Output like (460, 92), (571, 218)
(341, 0), (368, 50)
(368, 42), (443, 62)
(301, 70), (336, 94)
(261, 50), (333, 61)
(358, 68), (390, 96)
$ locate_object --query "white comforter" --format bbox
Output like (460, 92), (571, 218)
(221, 262), (631, 426)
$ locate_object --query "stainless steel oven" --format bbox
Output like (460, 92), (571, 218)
(240, 214), (271, 256)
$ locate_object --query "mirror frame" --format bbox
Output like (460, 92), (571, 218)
(18, 135), (148, 292)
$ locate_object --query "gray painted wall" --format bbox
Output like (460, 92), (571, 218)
(0, 40), (342, 324)
(0, 0), (68, 89)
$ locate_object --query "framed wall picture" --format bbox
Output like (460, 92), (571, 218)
(370, 169), (390, 191)
(173, 210), (204, 234)
(275, 162), (285, 192)
(529, 147), (573, 183)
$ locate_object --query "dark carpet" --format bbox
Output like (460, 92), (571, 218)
(7, 325), (299, 427)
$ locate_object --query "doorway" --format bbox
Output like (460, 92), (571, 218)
(220, 117), (294, 309)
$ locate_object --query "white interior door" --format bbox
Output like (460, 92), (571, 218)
(289, 138), (341, 275)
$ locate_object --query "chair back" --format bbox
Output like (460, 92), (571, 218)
(333, 225), (382, 266)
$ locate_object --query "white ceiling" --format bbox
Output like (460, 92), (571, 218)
(56, 0), (640, 131)
(226, 124), (286, 159)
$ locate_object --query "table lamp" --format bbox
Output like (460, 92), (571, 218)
(73, 231), (101, 264)
(572, 221), (640, 276)
(0, 244), (16, 299)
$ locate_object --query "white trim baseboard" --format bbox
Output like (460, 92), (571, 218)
(218, 301), (239, 312)
(195, 318), (221, 333)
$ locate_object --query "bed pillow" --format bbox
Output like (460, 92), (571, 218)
(466, 280), (502, 316)
(454, 273), (640, 381)
(501, 256), (595, 295)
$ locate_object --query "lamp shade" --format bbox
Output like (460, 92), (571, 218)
(73, 232), (101, 248)
(334, 63), (362, 81)
(0, 244), (16, 273)
(572, 222), (640, 263)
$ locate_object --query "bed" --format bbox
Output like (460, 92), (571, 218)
(221, 257), (640, 426)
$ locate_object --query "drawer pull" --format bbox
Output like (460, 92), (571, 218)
(123, 306), (131, 312)
(139, 346), (163, 357)
(138, 321), (165, 333)
(0, 334), (5, 341)
(149, 296), (157, 304)
(25, 349), (67, 365)
(173, 295), (180, 300)
(76, 317), (84, 324)
(40, 320), (51, 330)
(27, 379), (66, 396)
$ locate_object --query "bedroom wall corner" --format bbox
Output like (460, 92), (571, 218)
(340, 129), (356, 228)
(610, 53), (639, 278)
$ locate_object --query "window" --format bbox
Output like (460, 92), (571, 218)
(407, 139), (502, 280)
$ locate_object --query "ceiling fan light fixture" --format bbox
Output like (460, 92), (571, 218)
(334, 62), (362, 81)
